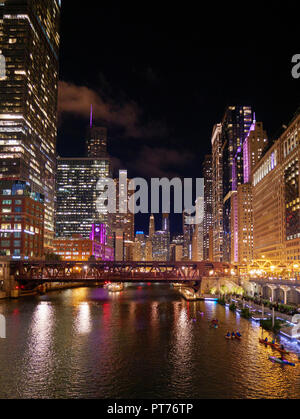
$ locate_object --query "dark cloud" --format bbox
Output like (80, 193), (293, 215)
(58, 81), (167, 139)
(125, 146), (195, 179)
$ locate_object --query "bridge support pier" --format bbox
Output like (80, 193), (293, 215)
(268, 285), (277, 303)
(280, 285), (291, 305)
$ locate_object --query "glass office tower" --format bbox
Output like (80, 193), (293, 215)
(221, 106), (253, 262)
(56, 157), (111, 239)
(0, 0), (61, 250)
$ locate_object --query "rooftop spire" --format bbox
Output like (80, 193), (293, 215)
(90, 104), (93, 128)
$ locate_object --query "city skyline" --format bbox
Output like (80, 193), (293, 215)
(56, 4), (300, 235)
(1, 0), (300, 403)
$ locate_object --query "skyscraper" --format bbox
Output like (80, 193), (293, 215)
(231, 119), (268, 264)
(111, 170), (135, 242)
(149, 214), (155, 239)
(86, 110), (108, 158)
(56, 157), (111, 239)
(152, 230), (169, 261)
(243, 119), (268, 183)
(253, 109), (300, 263)
(162, 213), (170, 260)
(183, 212), (194, 261)
(219, 106), (253, 262)
(203, 155), (213, 260)
(0, 0), (61, 250)
(211, 124), (223, 262)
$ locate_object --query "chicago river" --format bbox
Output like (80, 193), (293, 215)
(0, 284), (299, 399)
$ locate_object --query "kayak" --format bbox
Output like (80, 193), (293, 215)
(269, 356), (295, 367)
(259, 339), (273, 347)
(259, 339), (290, 355)
(276, 347), (290, 355)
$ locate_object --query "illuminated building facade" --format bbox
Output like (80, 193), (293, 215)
(231, 120), (268, 264)
(53, 233), (114, 262)
(183, 212), (193, 260)
(170, 235), (183, 262)
(243, 120), (268, 183)
(133, 231), (146, 261)
(221, 106), (253, 262)
(56, 157), (111, 239)
(114, 228), (125, 261)
(211, 124), (223, 262)
(149, 214), (155, 239)
(111, 170), (135, 242)
(170, 243), (183, 262)
(203, 155), (213, 260)
(145, 239), (153, 262)
(152, 230), (169, 261)
(162, 213), (170, 260)
(0, 0), (61, 250)
(86, 125), (108, 158)
(253, 140), (283, 261)
(231, 183), (254, 264)
(0, 180), (44, 259)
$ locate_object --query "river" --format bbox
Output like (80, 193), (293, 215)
(0, 284), (299, 399)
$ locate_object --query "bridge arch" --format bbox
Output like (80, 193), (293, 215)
(286, 288), (300, 305)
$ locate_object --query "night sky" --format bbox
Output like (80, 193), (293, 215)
(57, 2), (300, 234)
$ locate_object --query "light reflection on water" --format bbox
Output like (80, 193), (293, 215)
(0, 284), (299, 399)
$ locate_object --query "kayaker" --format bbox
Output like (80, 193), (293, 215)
(272, 339), (276, 345)
(264, 337), (268, 343)
(236, 331), (242, 338)
(231, 332), (236, 338)
(226, 332), (231, 338)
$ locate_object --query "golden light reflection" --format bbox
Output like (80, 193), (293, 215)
(76, 302), (91, 335)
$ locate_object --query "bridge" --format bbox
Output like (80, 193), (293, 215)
(11, 260), (235, 286)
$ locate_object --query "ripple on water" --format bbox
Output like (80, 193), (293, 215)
(0, 285), (299, 399)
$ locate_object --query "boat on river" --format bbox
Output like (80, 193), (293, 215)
(259, 339), (290, 355)
(269, 356), (295, 367)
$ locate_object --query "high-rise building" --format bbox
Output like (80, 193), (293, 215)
(0, 0), (61, 250)
(211, 124), (223, 262)
(56, 157), (111, 239)
(133, 231), (146, 261)
(183, 212), (194, 261)
(162, 213), (170, 260)
(222, 106), (253, 262)
(0, 180), (44, 259)
(149, 214), (155, 239)
(231, 119), (268, 264)
(243, 119), (268, 183)
(231, 183), (253, 264)
(111, 170), (135, 242)
(114, 228), (125, 261)
(253, 109), (300, 263)
(203, 155), (213, 260)
(152, 230), (169, 261)
(170, 234), (184, 262)
(86, 122), (108, 158)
